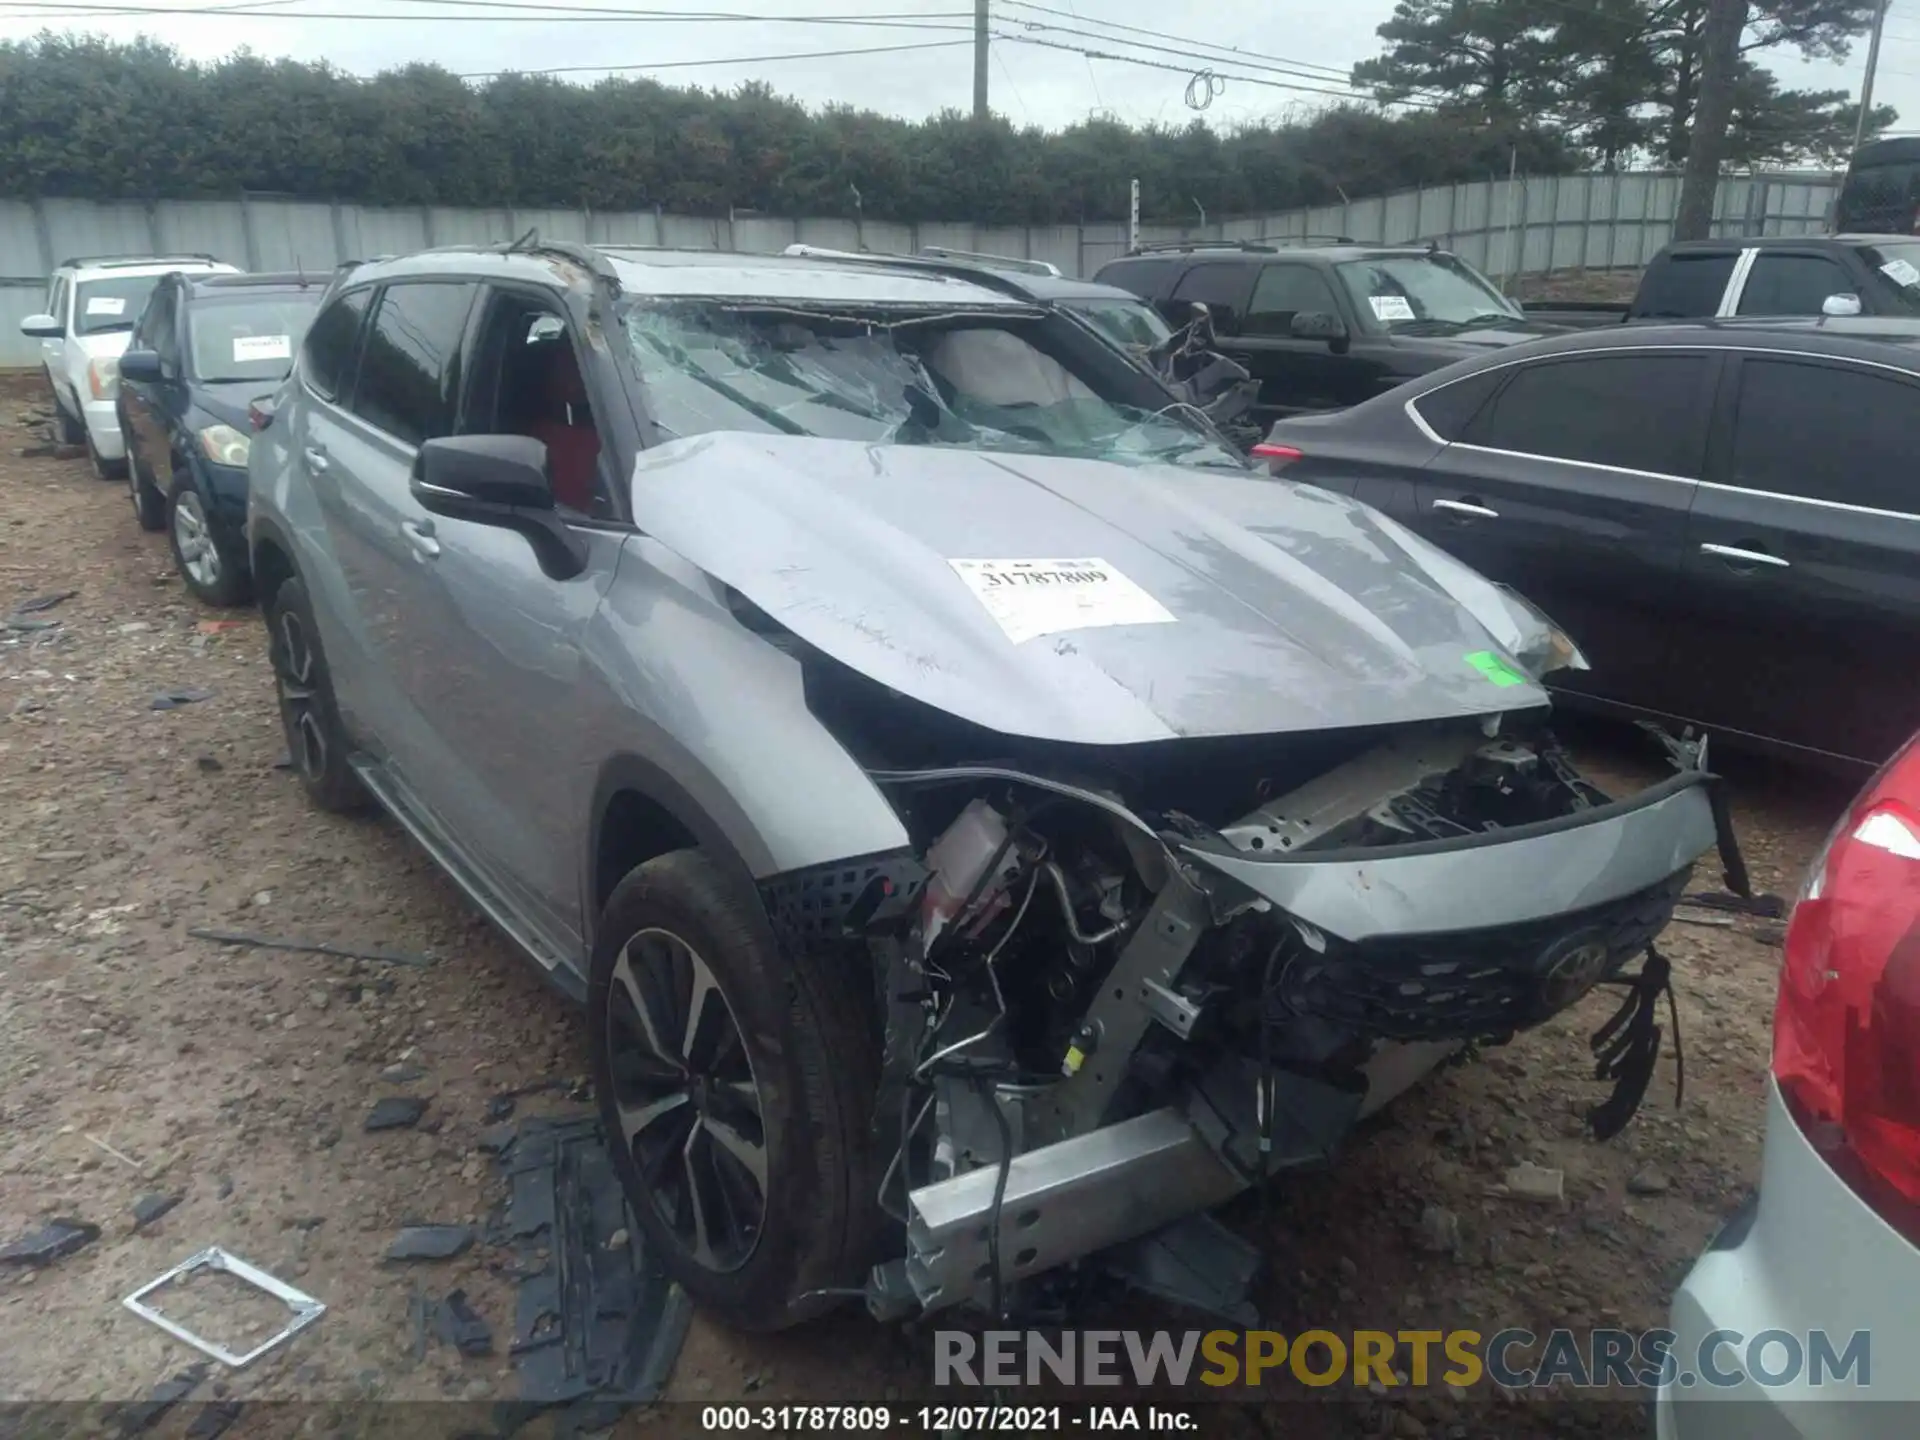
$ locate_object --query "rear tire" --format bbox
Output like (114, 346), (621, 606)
(262, 575), (368, 814)
(589, 850), (881, 1332)
(128, 448), (165, 532)
(53, 399), (83, 446)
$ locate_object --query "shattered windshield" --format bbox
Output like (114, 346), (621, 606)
(1062, 297), (1174, 351)
(1335, 254), (1525, 334)
(621, 300), (1244, 470)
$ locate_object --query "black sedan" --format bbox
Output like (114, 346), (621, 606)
(117, 271), (324, 605)
(1257, 318), (1920, 769)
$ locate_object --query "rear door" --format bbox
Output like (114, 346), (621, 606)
(1631, 249), (1744, 320)
(1674, 352), (1920, 764)
(1398, 349), (1715, 715)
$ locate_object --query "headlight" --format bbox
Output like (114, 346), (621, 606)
(1496, 585), (1590, 679)
(198, 424), (251, 468)
(88, 357), (119, 399)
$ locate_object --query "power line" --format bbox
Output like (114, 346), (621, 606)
(993, 29), (1434, 110)
(999, 12), (1373, 91)
(456, 34), (969, 77)
(0, 0), (971, 23)
(997, 0), (1356, 83)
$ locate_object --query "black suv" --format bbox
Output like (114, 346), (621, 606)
(1094, 240), (1561, 422)
(116, 271), (325, 605)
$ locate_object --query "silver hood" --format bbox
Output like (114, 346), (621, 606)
(630, 434), (1553, 746)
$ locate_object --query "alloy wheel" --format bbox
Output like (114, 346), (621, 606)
(605, 927), (768, 1273)
(172, 491), (221, 588)
(271, 606), (328, 783)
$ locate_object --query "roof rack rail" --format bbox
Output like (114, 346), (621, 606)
(1127, 240), (1278, 256)
(916, 246), (1062, 277)
(777, 243), (1045, 303)
(59, 252), (223, 270)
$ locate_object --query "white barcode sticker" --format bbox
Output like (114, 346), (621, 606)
(1369, 295), (1416, 322)
(947, 558), (1176, 645)
(233, 335), (293, 363)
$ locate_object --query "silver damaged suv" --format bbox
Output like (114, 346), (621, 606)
(247, 241), (1739, 1331)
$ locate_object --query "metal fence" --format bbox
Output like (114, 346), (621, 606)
(0, 170), (1838, 368)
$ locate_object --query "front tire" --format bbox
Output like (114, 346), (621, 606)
(167, 478), (251, 607)
(263, 575), (368, 813)
(589, 850), (881, 1332)
(52, 395), (84, 446)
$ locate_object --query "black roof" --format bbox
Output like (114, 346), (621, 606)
(186, 271), (328, 294)
(1665, 233), (1919, 252)
(1467, 315), (1920, 366)
(1851, 136), (1920, 166)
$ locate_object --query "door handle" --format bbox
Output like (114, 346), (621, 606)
(1700, 542), (1788, 569)
(400, 519), (440, 560)
(302, 446), (329, 473)
(1432, 497), (1499, 521)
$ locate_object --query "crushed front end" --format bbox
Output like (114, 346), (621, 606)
(763, 718), (1735, 1321)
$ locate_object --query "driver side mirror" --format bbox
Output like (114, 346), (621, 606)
(20, 313), (62, 339)
(1290, 311), (1347, 342)
(410, 435), (586, 581)
(119, 349), (165, 383)
(1821, 292), (1863, 317)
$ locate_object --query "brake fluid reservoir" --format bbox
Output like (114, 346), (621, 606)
(920, 799), (1010, 948)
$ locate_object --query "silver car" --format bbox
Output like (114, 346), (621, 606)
(1658, 732), (1920, 1437)
(247, 241), (1732, 1332)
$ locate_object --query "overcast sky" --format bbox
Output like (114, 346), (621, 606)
(0, 0), (1910, 143)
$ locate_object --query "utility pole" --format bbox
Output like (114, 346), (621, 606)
(1673, 0), (1748, 242)
(973, 0), (989, 121)
(1851, 0), (1890, 157)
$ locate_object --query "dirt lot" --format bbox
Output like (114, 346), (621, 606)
(0, 368), (1857, 1437)
(1507, 270), (1642, 304)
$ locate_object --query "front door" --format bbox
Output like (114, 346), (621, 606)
(1398, 350), (1716, 716)
(1672, 352), (1920, 764)
(376, 286), (628, 964)
(1228, 260), (1378, 418)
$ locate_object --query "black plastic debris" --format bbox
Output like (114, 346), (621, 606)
(476, 1124), (517, 1157)
(386, 1225), (475, 1262)
(0, 1217), (100, 1266)
(114, 1362), (208, 1435)
(189, 927), (433, 969)
(366, 1096), (429, 1132)
(131, 1193), (183, 1230)
(3, 616), (59, 632)
(184, 1400), (243, 1440)
(151, 688), (216, 711)
(1683, 889), (1788, 919)
(196, 756), (223, 773)
(11, 589), (76, 615)
(438, 1289), (495, 1357)
(484, 1095), (517, 1123)
(271, 751), (294, 771)
(498, 1115), (690, 1423)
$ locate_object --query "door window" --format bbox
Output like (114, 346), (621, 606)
(1459, 354), (1710, 476)
(302, 288), (373, 403)
(1728, 357), (1920, 515)
(1411, 368), (1506, 441)
(1736, 254), (1856, 316)
(1244, 264), (1342, 335)
(47, 277), (69, 329)
(1635, 253), (1738, 318)
(1170, 263), (1255, 330)
(348, 281), (478, 446)
(135, 286), (177, 366)
(461, 290), (609, 518)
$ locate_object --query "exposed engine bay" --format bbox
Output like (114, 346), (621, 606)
(760, 658), (1740, 1321)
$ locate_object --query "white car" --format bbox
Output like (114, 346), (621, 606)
(19, 254), (239, 478)
(1658, 730), (1920, 1436)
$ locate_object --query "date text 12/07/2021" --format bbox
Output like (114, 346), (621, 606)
(699, 1404), (1199, 1431)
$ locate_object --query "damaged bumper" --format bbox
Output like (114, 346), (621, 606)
(765, 723), (1738, 1322)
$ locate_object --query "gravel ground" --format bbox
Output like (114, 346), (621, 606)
(0, 369), (1857, 1437)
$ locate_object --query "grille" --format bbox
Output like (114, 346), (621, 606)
(1279, 866), (1691, 1043)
